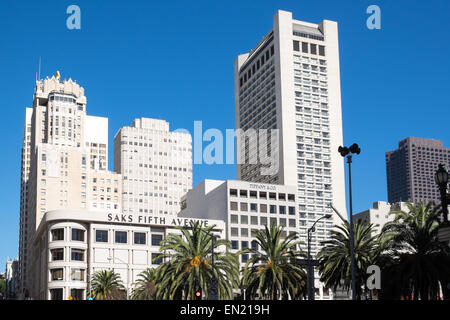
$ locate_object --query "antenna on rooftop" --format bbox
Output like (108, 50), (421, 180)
(38, 57), (41, 80)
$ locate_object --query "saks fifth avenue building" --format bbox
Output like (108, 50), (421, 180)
(30, 210), (225, 300)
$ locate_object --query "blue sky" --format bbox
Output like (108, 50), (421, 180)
(1, 0), (449, 267)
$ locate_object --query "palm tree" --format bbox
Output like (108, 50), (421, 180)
(380, 202), (450, 300)
(131, 268), (157, 300)
(317, 220), (380, 300)
(240, 224), (307, 300)
(153, 221), (239, 300)
(90, 269), (125, 300)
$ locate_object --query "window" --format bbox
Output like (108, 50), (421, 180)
(310, 44), (317, 54)
(279, 206), (286, 214)
(229, 189), (237, 197)
(319, 45), (325, 56)
(51, 229), (64, 241)
(242, 254), (249, 263)
(115, 231), (127, 244)
(51, 248), (64, 261)
(251, 241), (258, 250)
(230, 202), (238, 211)
(50, 268), (63, 281)
(231, 240), (238, 250)
(230, 215), (238, 224)
(258, 204), (267, 214)
(134, 232), (146, 245)
(241, 241), (248, 249)
(240, 202), (248, 211)
(151, 234), (163, 246)
(302, 42), (309, 53)
(71, 269), (85, 281)
(152, 253), (162, 265)
(241, 228), (248, 237)
(72, 229), (85, 241)
(269, 192), (277, 200)
(96, 230), (108, 242)
(71, 249), (85, 261)
(250, 216), (258, 225)
(71, 289), (84, 300)
(50, 288), (63, 300)
(260, 217), (268, 225)
(289, 206), (296, 215)
(250, 203), (257, 212)
(241, 215), (248, 224)
(259, 191), (267, 199)
(270, 205), (277, 214)
(293, 40), (300, 51)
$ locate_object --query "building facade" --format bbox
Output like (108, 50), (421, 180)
(234, 10), (347, 255)
(114, 118), (192, 216)
(31, 209), (224, 300)
(18, 108), (32, 297)
(386, 137), (450, 205)
(19, 73), (122, 299)
(5, 258), (19, 299)
(179, 179), (334, 299)
(354, 201), (409, 234)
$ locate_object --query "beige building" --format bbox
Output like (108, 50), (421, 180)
(114, 118), (192, 216)
(234, 10), (347, 255)
(19, 72), (122, 299)
(354, 201), (409, 234)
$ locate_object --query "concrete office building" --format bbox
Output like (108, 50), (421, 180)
(386, 137), (450, 205)
(234, 10), (347, 255)
(19, 72), (122, 299)
(31, 209), (224, 300)
(114, 118), (192, 216)
(179, 179), (334, 299)
(354, 201), (409, 234)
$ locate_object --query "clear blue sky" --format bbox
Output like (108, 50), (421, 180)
(1, 0), (449, 267)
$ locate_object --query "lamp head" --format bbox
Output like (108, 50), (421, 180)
(435, 164), (449, 186)
(349, 143), (361, 155)
(338, 146), (349, 157)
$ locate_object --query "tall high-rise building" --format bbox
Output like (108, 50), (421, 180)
(19, 72), (122, 298)
(234, 10), (347, 254)
(18, 108), (32, 298)
(114, 118), (192, 216)
(386, 137), (450, 204)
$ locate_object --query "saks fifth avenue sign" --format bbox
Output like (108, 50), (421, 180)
(107, 213), (211, 228)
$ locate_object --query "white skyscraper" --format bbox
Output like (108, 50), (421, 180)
(114, 118), (192, 216)
(18, 72), (122, 299)
(234, 10), (347, 255)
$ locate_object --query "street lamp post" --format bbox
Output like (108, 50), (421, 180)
(338, 143), (361, 301)
(182, 226), (218, 300)
(107, 256), (130, 300)
(435, 164), (450, 243)
(307, 214), (332, 300)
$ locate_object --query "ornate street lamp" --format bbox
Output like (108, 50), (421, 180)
(435, 164), (450, 243)
(338, 143), (361, 300)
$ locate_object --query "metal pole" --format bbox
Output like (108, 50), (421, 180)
(439, 185), (449, 222)
(307, 228), (313, 300)
(347, 155), (357, 300)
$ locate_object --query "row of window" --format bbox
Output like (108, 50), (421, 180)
(293, 40), (325, 56)
(239, 45), (275, 87)
(230, 202), (295, 215)
(229, 189), (295, 201)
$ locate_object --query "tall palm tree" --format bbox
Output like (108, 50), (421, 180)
(153, 221), (239, 300)
(380, 202), (450, 300)
(317, 220), (380, 300)
(90, 269), (125, 300)
(240, 224), (306, 300)
(131, 268), (157, 300)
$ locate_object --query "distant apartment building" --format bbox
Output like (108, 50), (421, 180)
(19, 72), (122, 299)
(234, 10), (347, 255)
(386, 137), (450, 204)
(354, 201), (409, 234)
(114, 118), (192, 216)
